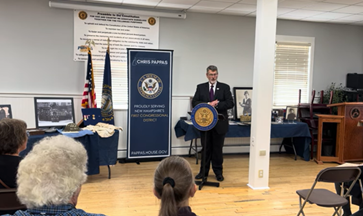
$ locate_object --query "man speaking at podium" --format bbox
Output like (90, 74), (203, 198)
(192, 65), (234, 181)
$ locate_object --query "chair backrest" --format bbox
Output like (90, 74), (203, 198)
(329, 91), (334, 105)
(316, 167), (361, 183)
(0, 188), (26, 211)
(320, 90), (324, 104)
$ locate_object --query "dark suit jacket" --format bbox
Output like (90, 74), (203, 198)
(192, 82), (234, 134)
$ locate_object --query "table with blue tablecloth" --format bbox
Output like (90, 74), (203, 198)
(174, 120), (311, 161)
(21, 130), (119, 176)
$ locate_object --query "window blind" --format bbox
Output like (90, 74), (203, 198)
(93, 61), (128, 109)
(273, 42), (311, 107)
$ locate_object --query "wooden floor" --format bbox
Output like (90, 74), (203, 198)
(77, 154), (359, 216)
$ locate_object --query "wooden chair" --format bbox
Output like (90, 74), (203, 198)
(298, 90), (332, 159)
(0, 188), (26, 214)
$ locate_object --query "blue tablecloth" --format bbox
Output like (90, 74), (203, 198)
(174, 120), (311, 161)
(20, 130), (119, 175)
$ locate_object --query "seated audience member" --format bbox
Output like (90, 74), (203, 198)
(154, 156), (197, 216)
(335, 166), (363, 216)
(4, 135), (105, 216)
(0, 118), (28, 189)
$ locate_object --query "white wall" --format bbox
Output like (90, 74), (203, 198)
(1, 0), (363, 158)
(160, 13), (363, 95)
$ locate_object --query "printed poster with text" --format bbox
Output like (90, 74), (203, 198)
(74, 10), (159, 62)
(127, 49), (173, 159)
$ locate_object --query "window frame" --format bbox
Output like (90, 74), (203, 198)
(84, 60), (129, 110)
(273, 35), (315, 108)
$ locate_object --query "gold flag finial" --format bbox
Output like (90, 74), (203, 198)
(85, 39), (95, 49)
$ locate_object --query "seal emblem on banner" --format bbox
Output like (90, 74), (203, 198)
(101, 88), (114, 121)
(148, 17), (156, 26)
(138, 73), (163, 99)
(78, 11), (88, 20)
(191, 103), (218, 131)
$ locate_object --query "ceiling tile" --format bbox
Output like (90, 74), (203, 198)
(156, 0), (199, 9)
(218, 10), (251, 15)
(337, 14), (363, 21)
(238, 0), (257, 5)
(278, 0), (316, 9)
(188, 1), (233, 12)
(281, 9), (323, 17)
(203, 0), (240, 3)
(222, 3), (256, 13)
(332, 5), (363, 13)
(122, 0), (160, 7)
(277, 7), (296, 15)
(278, 13), (306, 19)
(301, 17), (332, 22)
(278, 15), (304, 21)
(308, 12), (352, 19)
(301, 2), (347, 11)
(328, 19), (352, 24)
(325, 0), (363, 4)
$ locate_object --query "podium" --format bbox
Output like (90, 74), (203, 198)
(316, 102), (363, 164)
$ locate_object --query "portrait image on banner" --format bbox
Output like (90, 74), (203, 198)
(127, 49), (173, 159)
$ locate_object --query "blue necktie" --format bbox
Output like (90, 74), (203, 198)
(209, 85), (214, 102)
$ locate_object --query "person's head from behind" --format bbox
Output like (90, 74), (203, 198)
(154, 156), (197, 216)
(289, 108), (295, 114)
(206, 65), (218, 84)
(0, 118), (27, 155)
(16, 135), (87, 209)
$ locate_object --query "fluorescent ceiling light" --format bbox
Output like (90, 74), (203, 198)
(49, 0), (186, 19)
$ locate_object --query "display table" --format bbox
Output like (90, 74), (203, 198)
(21, 130), (119, 177)
(174, 120), (311, 161)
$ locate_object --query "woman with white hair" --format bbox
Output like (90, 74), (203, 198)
(5, 135), (105, 216)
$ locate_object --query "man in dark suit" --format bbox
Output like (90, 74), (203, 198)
(192, 65), (234, 181)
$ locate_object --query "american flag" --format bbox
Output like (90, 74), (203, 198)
(81, 48), (97, 108)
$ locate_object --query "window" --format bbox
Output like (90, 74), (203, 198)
(92, 61), (128, 110)
(273, 36), (314, 107)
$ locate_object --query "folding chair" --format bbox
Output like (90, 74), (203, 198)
(296, 166), (361, 216)
(0, 188), (26, 214)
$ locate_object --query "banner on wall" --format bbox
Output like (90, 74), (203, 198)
(127, 49), (173, 159)
(74, 10), (159, 62)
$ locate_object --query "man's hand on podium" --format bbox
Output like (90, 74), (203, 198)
(209, 100), (219, 107)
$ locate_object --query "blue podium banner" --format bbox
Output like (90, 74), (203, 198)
(127, 49), (173, 159)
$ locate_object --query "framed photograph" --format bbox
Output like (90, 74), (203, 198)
(233, 87), (253, 120)
(34, 97), (75, 128)
(286, 106), (298, 121)
(0, 104), (12, 120)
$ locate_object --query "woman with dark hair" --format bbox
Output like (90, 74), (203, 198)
(154, 156), (197, 216)
(0, 118), (28, 189)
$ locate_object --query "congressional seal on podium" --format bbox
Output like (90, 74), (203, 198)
(191, 103), (218, 131)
